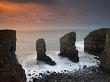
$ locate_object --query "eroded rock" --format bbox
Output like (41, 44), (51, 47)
(59, 32), (79, 63)
(0, 30), (26, 82)
(36, 39), (56, 65)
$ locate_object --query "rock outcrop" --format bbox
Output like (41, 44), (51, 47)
(58, 32), (79, 63)
(36, 39), (56, 65)
(84, 28), (110, 56)
(84, 28), (110, 74)
(0, 30), (26, 82)
(100, 30), (110, 73)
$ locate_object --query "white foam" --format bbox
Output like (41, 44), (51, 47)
(19, 41), (99, 82)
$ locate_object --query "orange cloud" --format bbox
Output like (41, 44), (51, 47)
(0, 1), (83, 31)
(0, 2), (21, 12)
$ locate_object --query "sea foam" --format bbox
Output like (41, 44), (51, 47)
(19, 41), (99, 82)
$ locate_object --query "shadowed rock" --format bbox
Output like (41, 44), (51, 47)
(84, 28), (110, 56)
(59, 32), (79, 63)
(0, 30), (26, 82)
(36, 39), (56, 66)
(100, 30), (110, 74)
(84, 28), (110, 74)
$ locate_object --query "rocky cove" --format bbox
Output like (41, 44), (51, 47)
(0, 28), (110, 82)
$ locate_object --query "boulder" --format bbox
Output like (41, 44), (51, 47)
(59, 32), (79, 63)
(0, 30), (26, 82)
(100, 30), (110, 73)
(84, 28), (110, 56)
(36, 39), (56, 65)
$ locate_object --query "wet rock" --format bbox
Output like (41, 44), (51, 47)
(0, 30), (26, 82)
(84, 28), (110, 56)
(36, 39), (56, 65)
(28, 74), (31, 76)
(33, 66), (110, 82)
(59, 32), (79, 63)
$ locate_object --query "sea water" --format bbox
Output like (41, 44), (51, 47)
(16, 29), (99, 82)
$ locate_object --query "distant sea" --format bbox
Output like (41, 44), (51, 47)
(16, 29), (93, 59)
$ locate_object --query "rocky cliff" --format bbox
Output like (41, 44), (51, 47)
(0, 30), (26, 82)
(100, 30), (110, 73)
(84, 28), (110, 74)
(84, 28), (109, 56)
(59, 32), (79, 63)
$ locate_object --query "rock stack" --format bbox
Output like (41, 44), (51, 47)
(59, 32), (79, 63)
(36, 39), (56, 65)
(0, 30), (26, 82)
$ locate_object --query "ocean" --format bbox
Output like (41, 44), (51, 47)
(16, 29), (92, 59)
(16, 29), (99, 82)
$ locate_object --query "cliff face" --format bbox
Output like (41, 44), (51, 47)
(59, 32), (79, 63)
(100, 30), (110, 73)
(84, 28), (109, 56)
(84, 28), (110, 74)
(0, 30), (26, 82)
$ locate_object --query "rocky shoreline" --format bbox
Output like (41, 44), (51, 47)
(29, 66), (110, 82)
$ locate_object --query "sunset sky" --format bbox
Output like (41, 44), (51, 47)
(0, 0), (110, 31)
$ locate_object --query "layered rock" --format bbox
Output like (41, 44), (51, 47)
(59, 32), (79, 63)
(84, 28), (110, 56)
(0, 30), (26, 82)
(36, 39), (56, 65)
(100, 30), (110, 73)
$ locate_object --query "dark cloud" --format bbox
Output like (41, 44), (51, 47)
(0, 0), (110, 29)
(9, 0), (58, 5)
(7, 0), (110, 15)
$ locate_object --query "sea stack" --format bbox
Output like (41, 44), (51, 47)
(59, 32), (79, 63)
(0, 30), (26, 82)
(36, 39), (56, 65)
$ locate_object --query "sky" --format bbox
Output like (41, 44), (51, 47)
(0, 0), (110, 31)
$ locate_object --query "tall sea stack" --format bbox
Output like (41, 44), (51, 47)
(36, 39), (56, 65)
(59, 32), (79, 63)
(0, 30), (26, 82)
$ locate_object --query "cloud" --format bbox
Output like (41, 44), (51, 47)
(0, 0), (110, 30)
(1, 0), (58, 6)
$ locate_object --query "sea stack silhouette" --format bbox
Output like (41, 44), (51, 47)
(59, 32), (79, 63)
(36, 38), (56, 66)
(0, 30), (26, 82)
